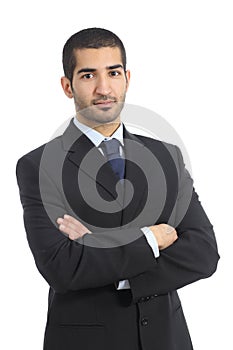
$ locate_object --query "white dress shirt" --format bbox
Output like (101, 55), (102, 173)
(73, 117), (159, 289)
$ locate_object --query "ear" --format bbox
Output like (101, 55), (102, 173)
(61, 76), (73, 98)
(125, 70), (131, 91)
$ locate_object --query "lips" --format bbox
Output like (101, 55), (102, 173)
(93, 100), (116, 109)
(94, 100), (115, 105)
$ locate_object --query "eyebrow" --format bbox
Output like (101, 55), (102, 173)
(77, 64), (124, 75)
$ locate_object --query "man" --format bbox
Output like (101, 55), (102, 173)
(16, 28), (219, 350)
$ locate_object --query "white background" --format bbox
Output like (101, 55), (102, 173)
(1, 0), (232, 349)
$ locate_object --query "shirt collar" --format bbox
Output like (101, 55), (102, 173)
(73, 117), (124, 147)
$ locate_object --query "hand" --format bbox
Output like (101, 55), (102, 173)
(57, 215), (92, 240)
(149, 224), (178, 250)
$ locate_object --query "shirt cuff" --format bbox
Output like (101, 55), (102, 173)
(141, 226), (160, 258)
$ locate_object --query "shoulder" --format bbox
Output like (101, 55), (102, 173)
(133, 133), (175, 148)
(16, 135), (62, 173)
(132, 133), (181, 162)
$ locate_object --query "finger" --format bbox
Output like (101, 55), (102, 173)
(63, 215), (91, 233)
(58, 216), (85, 234)
(64, 214), (84, 227)
(57, 216), (91, 235)
(57, 217), (85, 240)
(64, 214), (88, 231)
(62, 219), (89, 236)
(62, 218), (80, 231)
(58, 224), (83, 240)
(57, 215), (81, 227)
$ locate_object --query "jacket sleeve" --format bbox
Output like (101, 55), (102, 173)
(16, 154), (157, 294)
(128, 146), (220, 303)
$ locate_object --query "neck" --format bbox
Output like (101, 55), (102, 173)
(76, 115), (121, 137)
(94, 122), (121, 136)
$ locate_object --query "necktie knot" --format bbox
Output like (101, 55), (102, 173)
(100, 138), (121, 160)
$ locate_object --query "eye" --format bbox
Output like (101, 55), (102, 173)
(82, 73), (94, 79)
(109, 70), (121, 77)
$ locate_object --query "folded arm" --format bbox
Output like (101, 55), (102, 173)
(128, 146), (220, 302)
(16, 155), (159, 293)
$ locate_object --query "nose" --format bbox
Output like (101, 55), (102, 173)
(95, 75), (112, 96)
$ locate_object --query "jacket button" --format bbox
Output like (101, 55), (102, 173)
(141, 317), (149, 326)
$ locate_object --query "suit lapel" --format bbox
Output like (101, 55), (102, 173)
(61, 120), (124, 208)
(61, 120), (148, 216)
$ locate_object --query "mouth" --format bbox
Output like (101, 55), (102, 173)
(93, 99), (116, 108)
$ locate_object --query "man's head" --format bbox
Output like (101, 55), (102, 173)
(61, 28), (130, 129)
(62, 27), (127, 84)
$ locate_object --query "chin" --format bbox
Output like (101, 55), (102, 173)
(94, 116), (119, 126)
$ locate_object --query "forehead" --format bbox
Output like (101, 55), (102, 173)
(73, 47), (123, 69)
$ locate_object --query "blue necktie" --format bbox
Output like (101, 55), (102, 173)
(100, 139), (125, 180)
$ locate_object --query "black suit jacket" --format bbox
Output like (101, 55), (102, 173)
(16, 120), (219, 350)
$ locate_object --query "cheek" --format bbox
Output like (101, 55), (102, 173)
(114, 80), (127, 93)
(76, 83), (95, 97)
(73, 86), (91, 101)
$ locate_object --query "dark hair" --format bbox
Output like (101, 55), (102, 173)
(62, 27), (127, 83)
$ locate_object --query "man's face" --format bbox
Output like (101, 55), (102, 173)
(62, 47), (130, 127)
